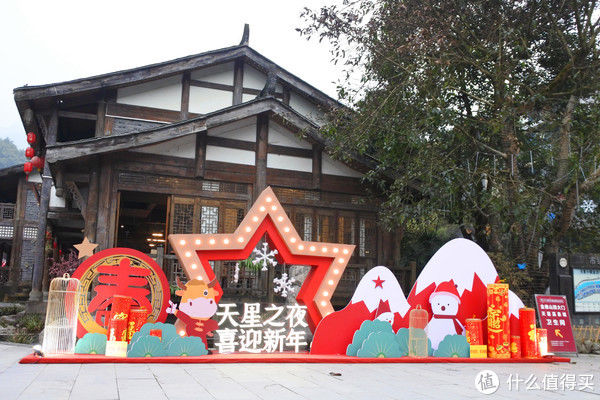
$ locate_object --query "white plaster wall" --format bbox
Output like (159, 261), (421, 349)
(322, 154), (363, 177)
(132, 135), (196, 159)
(289, 91), (327, 126)
(242, 93), (256, 103)
(190, 62), (234, 85)
(268, 122), (311, 149)
(49, 185), (66, 208)
(208, 117), (256, 142)
(243, 64), (267, 90)
(189, 86), (233, 114)
(267, 154), (312, 172)
(117, 75), (182, 111)
(206, 145), (255, 165)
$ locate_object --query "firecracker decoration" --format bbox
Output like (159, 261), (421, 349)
(465, 317), (484, 345)
(486, 283), (510, 359)
(107, 295), (131, 343)
(273, 272), (295, 297)
(510, 335), (521, 358)
(252, 242), (278, 271)
(73, 237), (98, 259)
(519, 307), (537, 358)
(580, 199), (597, 213)
(126, 308), (150, 342)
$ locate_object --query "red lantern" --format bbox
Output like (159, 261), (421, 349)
(30, 156), (43, 170)
(25, 147), (35, 159)
(24, 162), (33, 175)
(26, 132), (36, 145)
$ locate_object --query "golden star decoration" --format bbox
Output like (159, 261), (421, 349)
(74, 237), (99, 259)
(168, 186), (355, 331)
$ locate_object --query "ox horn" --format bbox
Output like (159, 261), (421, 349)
(207, 278), (218, 288)
(176, 275), (186, 290)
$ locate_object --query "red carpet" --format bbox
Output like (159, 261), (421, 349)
(20, 353), (570, 364)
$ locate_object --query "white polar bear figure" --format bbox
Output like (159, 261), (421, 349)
(425, 280), (465, 350)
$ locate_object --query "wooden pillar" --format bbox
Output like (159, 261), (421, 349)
(95, 158), (113, 250)
(233, 60), (244, 105)
(194, 131), (207, 178)
(84, 159), (100, 242)
(54, 168), (64, 197)
(29, 109), (57, 302)
(9, 176), (27, 293)
(254, 113), (269, 200)
(312, 144), (322, 190)
(95, 100), (106, 137)
(181, 72), (191, 120)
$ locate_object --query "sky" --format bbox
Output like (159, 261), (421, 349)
(0, 0), (343, 149)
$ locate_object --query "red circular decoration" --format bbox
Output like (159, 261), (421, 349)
(26, 132), (36, 144)
(71, 247), (170, 338)
(23, 162), (33, 174)
(30, 156), (43, 169)
(25, 147), (35, 159)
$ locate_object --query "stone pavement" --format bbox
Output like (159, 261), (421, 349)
(1, 342), (599, 400)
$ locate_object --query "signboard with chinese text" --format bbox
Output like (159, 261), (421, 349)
(534, 295), (576, 354)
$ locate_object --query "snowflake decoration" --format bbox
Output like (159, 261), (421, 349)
(232, 263), (240, 284)
(580, 199), (597, 213)
(273, 273), (295, 297)
(252, 242), (278, 271)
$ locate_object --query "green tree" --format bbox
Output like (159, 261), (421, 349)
(299, 1), (600, 289)
(0, 137), (25, 169)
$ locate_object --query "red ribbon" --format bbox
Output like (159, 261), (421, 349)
(432, 314), (463, 335)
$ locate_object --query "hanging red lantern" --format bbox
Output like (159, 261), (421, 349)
(24, 162), (33, 175)
(26, 132), (36, 144)
(25, 147), (35, 159)
(30, 156), (43, 170)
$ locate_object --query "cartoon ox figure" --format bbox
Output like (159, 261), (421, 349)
(166, 276), (220, 347)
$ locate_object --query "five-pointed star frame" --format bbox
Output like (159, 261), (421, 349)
(169, 186), (356, 331)
(74, 237), (99, 259)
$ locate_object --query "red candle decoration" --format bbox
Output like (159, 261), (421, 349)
(23, 162), (33, 175)
(107, 295), (132, 342)
(486, 283), (510, 358)
(25, 147), (34, 159)
(465, 318), (484, 345)
(26, 132), (36, 144)
(510, 335), (521, 358)
(127, 308), (150, 342)
(519, 307), (537, 358)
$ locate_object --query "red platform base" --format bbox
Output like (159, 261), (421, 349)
(20, 353), (570, 364)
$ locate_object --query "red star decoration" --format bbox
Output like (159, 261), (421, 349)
(169, 187), (356, 332)
(373, 276), (385, 289)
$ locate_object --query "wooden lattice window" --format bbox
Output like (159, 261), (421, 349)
(359, 217), (377, 257)
(337, 215), (355, 244)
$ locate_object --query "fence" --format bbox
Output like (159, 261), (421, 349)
(573, 325), (600, 343)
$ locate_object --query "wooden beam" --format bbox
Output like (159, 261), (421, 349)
(195, 131), (207, 178)
(254, 113), (269, 199)
(95, 101), (106, 137)
(8, 176), (27, 292)
(58, 110), (97, 120)
(267, 144), (312, 158)
(84, 160), (99, 241)
(233, 60), (244, 105)
(190, 79), (265, 97)
(106, 102), (188, 123)
(54, 168), (64, 197)
(207, 136), (255, 151)
(312, 144), (322, 190)
(95, 158), (113, 250)
(282, 86), (290, 105)
(181, 71), (191, 119)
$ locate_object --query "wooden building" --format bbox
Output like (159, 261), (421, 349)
(8, 27), (408, 306)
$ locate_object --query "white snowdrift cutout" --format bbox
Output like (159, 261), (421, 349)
(509, 289), (525, 318)
(350, 265), (410, 316)
(414, 238), (499, 296)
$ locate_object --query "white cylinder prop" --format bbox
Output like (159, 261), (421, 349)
(42, 273), (81, 355)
